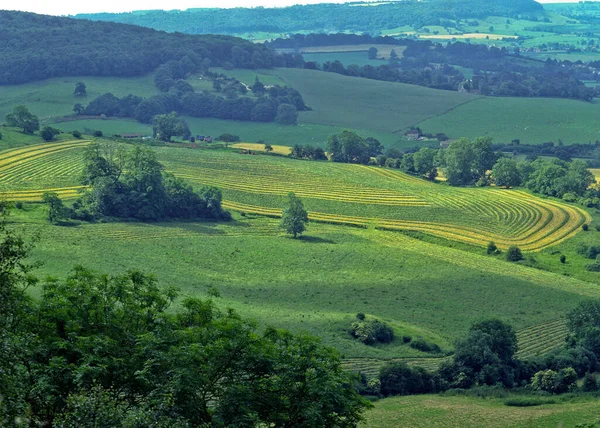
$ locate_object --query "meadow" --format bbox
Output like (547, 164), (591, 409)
(419, 96), (600, 145)
(0, 74), (158, 123)
(0, 139), (599, 368)
(362, 393), (600, 427)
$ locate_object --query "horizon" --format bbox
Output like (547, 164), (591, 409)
(1, 0), (585, 17)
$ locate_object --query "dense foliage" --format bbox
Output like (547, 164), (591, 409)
(80, 83), (307, 125)
(76, 0), (543, 35)
(0, 10), (276, 85)
(350, 314), (394, 346)
(0, 217), (369, 426)
(76, 143), (230, 221)
(280, 192), (308, 238)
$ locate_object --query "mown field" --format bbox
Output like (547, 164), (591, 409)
(0, 139), (598, 367)
(362, 393), (600, 427)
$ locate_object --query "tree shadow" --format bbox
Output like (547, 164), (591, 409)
(298, 235), (335, 244)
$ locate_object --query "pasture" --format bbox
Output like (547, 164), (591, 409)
(302, 51), (386, 67)
(267, 68), (480, 133)
(418, 96), (600, 145)
(0, 141), (596, 366)
(297, 44), (406, 60)
(363, 394), (600, 428)
(0, 74), (158, 123)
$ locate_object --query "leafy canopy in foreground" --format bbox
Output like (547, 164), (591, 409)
(0, 211), (368, 426)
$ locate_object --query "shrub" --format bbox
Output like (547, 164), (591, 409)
(402, 336), (412, 344)
(585, 262), (600, 272)
(577, 244), (600, 259)
(15, 201), (23, 210)
(93, 130), (103, 137)
(530, 367), (577, 394)
(379, 362), (438, 396)
(560, 255), (566, 264)
(562, 192), (578, 203)
(487, 241), (497, 255)
(583, 224), (590, 232)
(506, 246), (524, 262)
(71, 130), (82, 139)
(350, 315), (394, 345)
(581, 373), (599, 392)
(409, 338), (441, 353)
(504, 397), (556, 407)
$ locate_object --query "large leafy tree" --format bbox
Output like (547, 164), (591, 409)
(492, 157), (521, 188)
(152, 112), (190, 142)
(5, 105), (40, 134)
(441, 319), (518, 388)
(280, 192), (309, 238)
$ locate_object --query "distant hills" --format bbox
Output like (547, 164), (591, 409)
(74, 0), (544, 36)
(0, 11), (272, 85)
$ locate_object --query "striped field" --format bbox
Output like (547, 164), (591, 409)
(0, 142), (591, 252)
(344, 318), (570, 376)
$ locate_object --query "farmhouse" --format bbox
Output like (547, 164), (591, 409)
(121, 133), (144, 139)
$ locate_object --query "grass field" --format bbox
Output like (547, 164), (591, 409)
(0, 74), (158, 123)
(302, 51), (387, 67)
(418, 96), (600, 145)
(297, 44), (406, 60)
(362, 394), (600, 427)
(231, 142), (292, 155)
(268, 68), (480, 134)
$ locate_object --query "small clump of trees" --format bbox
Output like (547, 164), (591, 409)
(350, 313), (394, 345)
(73, 142), (230, 221)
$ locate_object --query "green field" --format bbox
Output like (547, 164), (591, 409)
(55, 119), (152, 136)
(0, 139), (598, 366)
(302, 51), (387, 67)
(363, 393), (600, 427)
(419, 96), (600, 145)
(268, 68), (480, 133)
(0, 74), (158, 123)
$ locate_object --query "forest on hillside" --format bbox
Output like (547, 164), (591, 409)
(0, 11), (278, 85)
(75, 0), (543, 35)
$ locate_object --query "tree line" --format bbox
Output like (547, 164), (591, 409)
(0, 213), (368, 426)
(78, 80), (307, 127)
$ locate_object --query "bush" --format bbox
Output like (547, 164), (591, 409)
(560, 255), (566, 264)
(71, 130), (82, 139)
(487, 241), (497, 255)
(577, 244), (600, 259)
(506, 245), (524, 262)
(217, 133), (240, 143)
(504, 397), (556, 407)
(409, 338), (441, 354)
(402, 336), (412, 344)
(583, 224), (590, 232)
(581, 373), (599, 392)
(41, 126), (60, 142)
(585, 262), (600, 272)
(530, 367), (577, 394)
(350, 315), (394, 346)
(93, 130), (103, 137)
(379, 362), (438, 396)
(15, 201), (23, 210)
